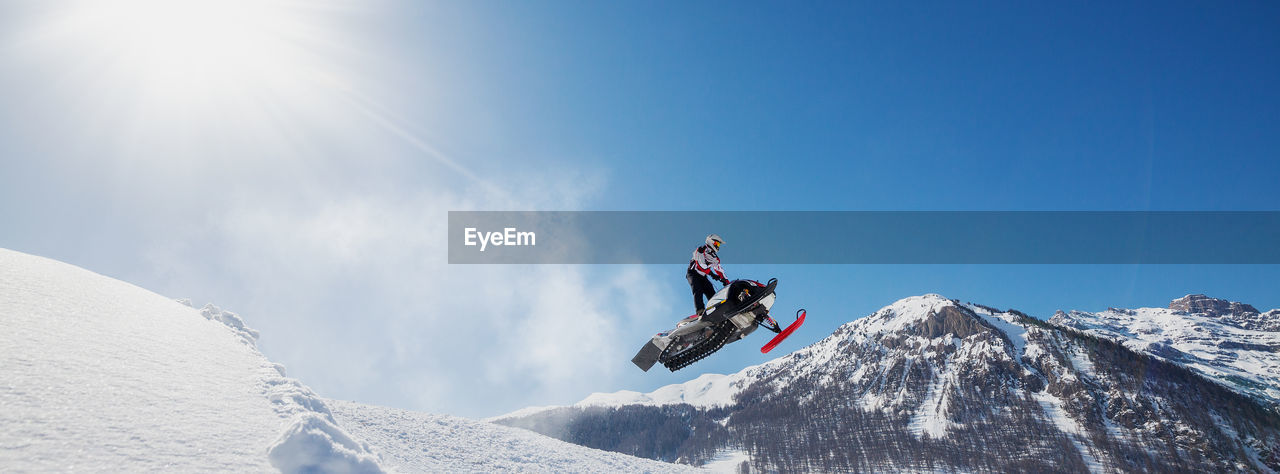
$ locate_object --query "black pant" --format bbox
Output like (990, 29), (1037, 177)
(687, 270), (716, 314)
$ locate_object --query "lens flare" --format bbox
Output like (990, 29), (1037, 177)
(18, 0), (351, 121)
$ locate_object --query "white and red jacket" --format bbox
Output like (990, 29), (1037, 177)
(688, 244), (727, 282)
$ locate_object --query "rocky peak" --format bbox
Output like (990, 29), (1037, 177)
(1169, 294), (1259, 317)
(1232, 309), (1280, 332)
(854, 294), (959, 333)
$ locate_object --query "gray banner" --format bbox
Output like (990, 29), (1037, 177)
(447, 211), (1280, 264)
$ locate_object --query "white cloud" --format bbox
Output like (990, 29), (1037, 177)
(139, 166), (664, 417)
(485, 265), (664, 388)
(0, 0), (668, 418)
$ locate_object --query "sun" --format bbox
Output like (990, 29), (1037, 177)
(19, 0), (350, 119)
(8, 0), (471, 179)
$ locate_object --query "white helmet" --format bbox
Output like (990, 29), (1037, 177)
(705, 233), (724, 251)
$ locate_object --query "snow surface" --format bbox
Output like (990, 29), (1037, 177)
(0, 248), (380, 472)
(328, 399), (696, 473)
(489, 365), (773, 422)
(907, 360), (952, 440)
(1032, 391), (1104, 472)
(2, 248), (694, 473)
(488, 371), (765, 423)
(966, 303), (1028, 357)
(856, 293), (956, 336)
(1052, 305), (1280, 407)
(699, 449), (751, 473)
(579, 372), (750, 409)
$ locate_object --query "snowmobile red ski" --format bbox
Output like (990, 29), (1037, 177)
(761, 309), (805, 354)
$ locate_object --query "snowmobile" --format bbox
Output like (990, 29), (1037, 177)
(632, 278), (805, 372)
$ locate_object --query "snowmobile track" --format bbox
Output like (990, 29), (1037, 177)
(662, 321), (734, 372)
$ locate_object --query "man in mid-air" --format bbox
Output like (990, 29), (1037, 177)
(687, 233), (728, 314)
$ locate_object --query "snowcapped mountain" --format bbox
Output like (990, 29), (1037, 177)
(496, 294), (1280, 472)
(1051, 294), (1280, 410)
(489, 369), (770, 422)
(0, 248), (690, 473)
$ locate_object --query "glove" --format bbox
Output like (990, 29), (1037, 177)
(719, 276), (731, 286)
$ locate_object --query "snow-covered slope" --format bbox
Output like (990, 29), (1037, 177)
(577, 373), (753, 409)
(0, 248), (692, 473)
(328, 399), (695, 473)
(0, 248), (381, 472)
(1050, 294), (1280, 408)
(491, 369), (771, 423)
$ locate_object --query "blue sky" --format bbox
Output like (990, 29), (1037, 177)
(1, 1), (1278, 418)
(397, 1), (1280, 211)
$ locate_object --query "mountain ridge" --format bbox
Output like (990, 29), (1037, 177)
(496, 293), (1280, 472)
(1052, 294), (1280, 410)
